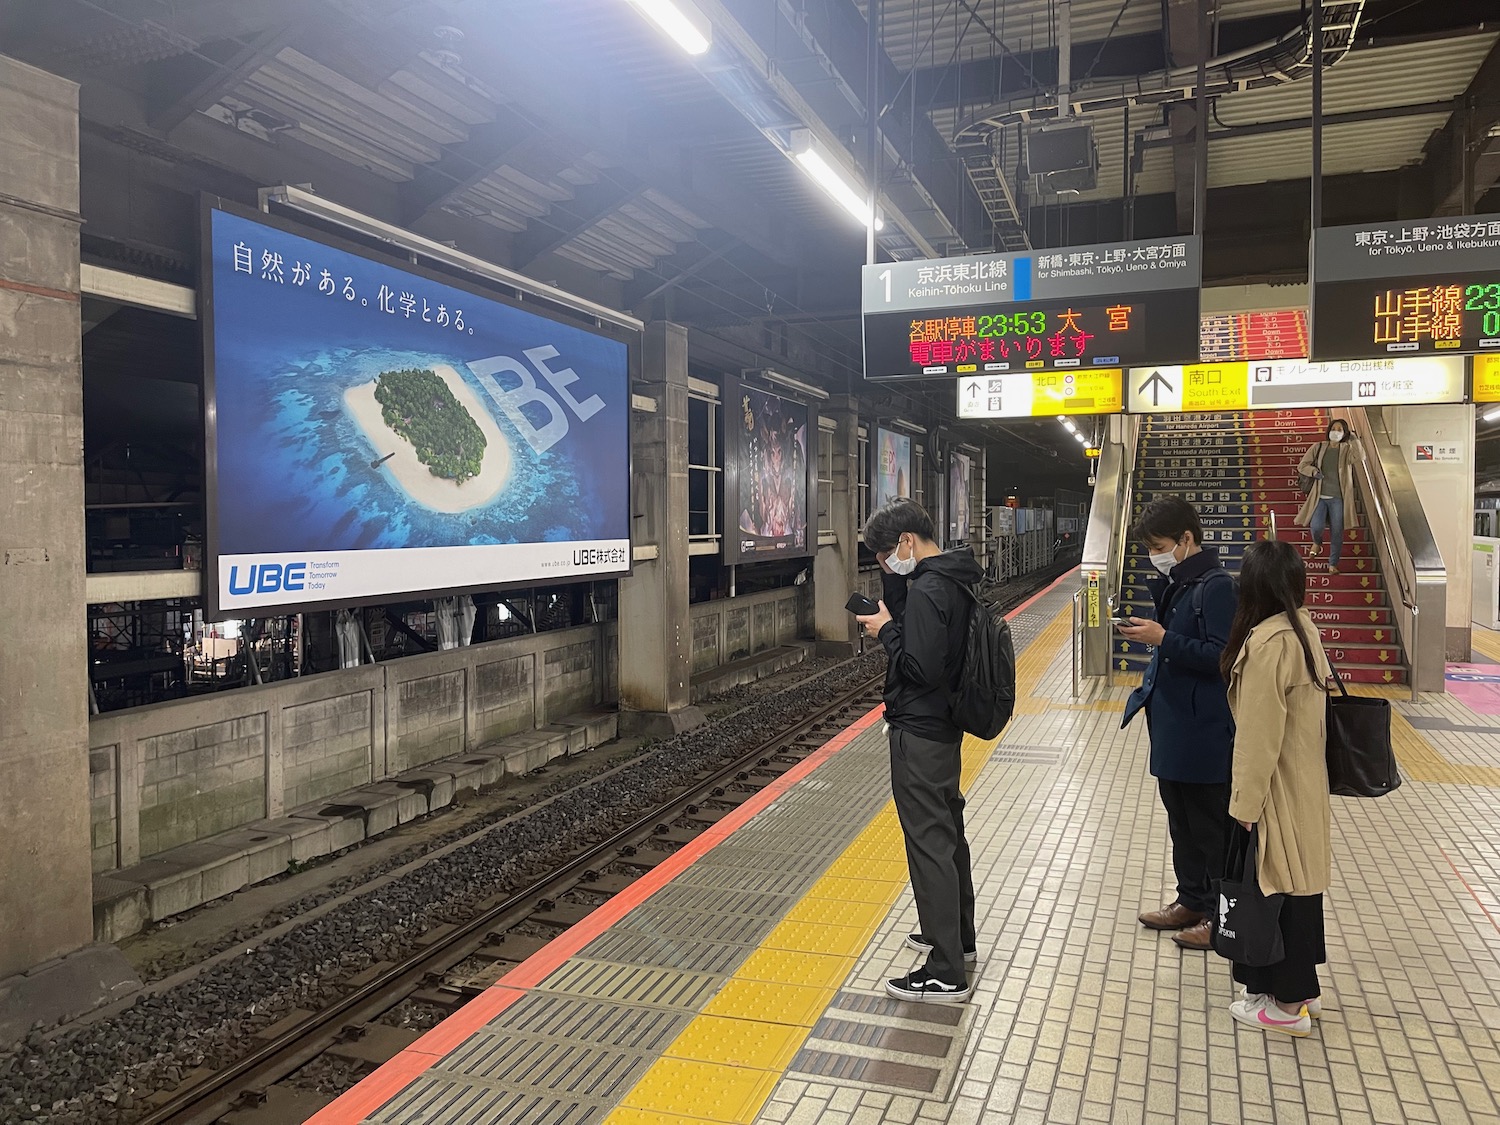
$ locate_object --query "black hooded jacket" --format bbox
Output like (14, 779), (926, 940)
(876, 547), (986, 743)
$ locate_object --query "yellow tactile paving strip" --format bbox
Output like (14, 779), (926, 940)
(1470, 625), (1500, 664)
(603, 602), (1073, 1125)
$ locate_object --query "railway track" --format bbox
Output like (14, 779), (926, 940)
(123, 564), (1071, 1125)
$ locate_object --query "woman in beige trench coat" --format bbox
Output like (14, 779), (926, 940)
(1220, 539), (1333, 1038)
(1295, 419), (1360, 572)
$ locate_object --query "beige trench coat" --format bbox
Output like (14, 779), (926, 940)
(1295, 440), (1361, 529)
(1227, 611), (1333, 896)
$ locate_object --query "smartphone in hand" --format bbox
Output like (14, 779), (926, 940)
(845, 592), (881, 616)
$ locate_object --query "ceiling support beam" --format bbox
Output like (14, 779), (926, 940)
(145, 22), (303, 134)
(1420, 37), (1500, 215)
(510, 179), (646, 271)
(1163, 0), (1211, 236)
(397, 107), (538, 227)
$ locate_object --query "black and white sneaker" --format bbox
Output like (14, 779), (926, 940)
(885, 967), (972, 1003)
(905, 933), (978, 963)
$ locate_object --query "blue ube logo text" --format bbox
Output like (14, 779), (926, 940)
(229, 562), (308, 596)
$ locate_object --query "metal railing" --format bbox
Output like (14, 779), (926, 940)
(1340, 408), (1437, 700)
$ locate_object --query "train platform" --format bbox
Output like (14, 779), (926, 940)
(307, 574), (1500, 1125)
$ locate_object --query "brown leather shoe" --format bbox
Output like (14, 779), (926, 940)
(1172, 919), (1213, 950)
(1138, 902), (1206, 931)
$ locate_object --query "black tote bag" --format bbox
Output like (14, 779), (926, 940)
(1211, 826), (1285, 967)
(1326, 665), (1402, 797)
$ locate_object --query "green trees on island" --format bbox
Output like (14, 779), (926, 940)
(373, 368), (486, 483)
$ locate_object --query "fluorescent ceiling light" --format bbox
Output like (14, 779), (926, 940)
(1075, 432), (1087, 443)
(1485, 406), (1500, 422)
(791, 130), (883, 231)
(627, 0), (711, 55)
(758, 368), (829, 400)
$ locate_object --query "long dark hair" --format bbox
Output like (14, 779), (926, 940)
(1220, 539), (1327, 687)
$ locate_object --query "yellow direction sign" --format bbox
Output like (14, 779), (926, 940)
(957, 368), (1123, 419)
(1475, 355), (1500, 402)
(1125, 362), (1250, 413)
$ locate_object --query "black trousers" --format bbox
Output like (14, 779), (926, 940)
(1234, 892), (1326, 1005)
(888, 725), (976, 984)
(1156, 778), (1232, 915)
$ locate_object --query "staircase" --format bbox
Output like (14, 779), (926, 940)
(1117, 409), (1408, 685)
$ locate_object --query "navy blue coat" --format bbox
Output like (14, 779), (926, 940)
(1121, 548), (1237, 784)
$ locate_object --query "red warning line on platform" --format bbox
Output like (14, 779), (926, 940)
(307, 566), (1078, 1123)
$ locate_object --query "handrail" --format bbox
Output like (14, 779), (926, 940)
(1268, 510), (1278, 540)
(1340, 410), (1425, 701)
(1071, 591), (1083, 699)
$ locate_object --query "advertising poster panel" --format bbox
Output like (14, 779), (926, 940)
(873, 426), (911, 510)
(948, 452), (972, 544)
(203, 202), (633, 617)
(723, 377), (812, 565)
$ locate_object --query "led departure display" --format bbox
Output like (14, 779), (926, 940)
(862, 238), (1201, 381)
(1311, 216), (1500, 361)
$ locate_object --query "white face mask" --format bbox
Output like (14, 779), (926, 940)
(888, 537), (918, 576)
(1149, 550), (1178, 577)
(1328, 430), (1344, 443)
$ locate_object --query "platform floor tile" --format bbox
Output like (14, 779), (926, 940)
(751, 600), (1500, 1125)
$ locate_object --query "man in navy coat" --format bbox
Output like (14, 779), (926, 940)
(1118, 496), (1237, 951)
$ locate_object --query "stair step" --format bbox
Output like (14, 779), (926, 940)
(1317, 625), (1400, 645)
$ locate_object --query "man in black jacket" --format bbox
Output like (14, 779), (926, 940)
(856, 498), (984, 1003)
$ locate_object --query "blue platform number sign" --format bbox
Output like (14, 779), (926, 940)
(204, 204), (633, 616)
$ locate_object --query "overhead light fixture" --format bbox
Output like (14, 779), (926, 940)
(791, 129), (883, 231)
(888, 417), (925, 435)
(626, 0), (711, 55)
(1485, 406), (1500, 422)
(1074, 432), (1087, 443)
(755, 368), (829, 401)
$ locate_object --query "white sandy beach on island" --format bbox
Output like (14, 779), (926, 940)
(343, 363), (511, 514)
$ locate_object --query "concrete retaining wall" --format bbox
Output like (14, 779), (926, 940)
(687, 587), (808, 674)
(88, 625), (610, 872)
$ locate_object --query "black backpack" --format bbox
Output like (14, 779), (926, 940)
(945, 579), (1018, 740)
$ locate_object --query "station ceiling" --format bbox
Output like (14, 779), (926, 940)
(4, 0), (1497, 481)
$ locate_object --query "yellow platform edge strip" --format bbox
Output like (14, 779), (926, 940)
(603, 600), (1073, 1124)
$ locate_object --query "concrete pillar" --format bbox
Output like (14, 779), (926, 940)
(0, 55), (137, 1038)
(814, 396), (860, 655)
(617, 322), (704, 735)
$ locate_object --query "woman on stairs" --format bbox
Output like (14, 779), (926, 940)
(1219, 538), (1333, 1038)
(1295, 419), (1360, 573)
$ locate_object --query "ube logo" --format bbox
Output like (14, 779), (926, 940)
(228, 562), (309, 596)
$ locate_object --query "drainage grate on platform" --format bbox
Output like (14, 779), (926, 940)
(534, 959), (723, 1011)
(788, 989), (978, 1100)
(988, 745), (1067, 766)
(487, 994), (689, 1052)
(370, 1077), (608, 1125)
(580, 928), (753, 975)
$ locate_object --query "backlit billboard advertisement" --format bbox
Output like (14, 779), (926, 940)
(873, 426), (911, 510)
(948, 452), (972, 544)
(202, 201), (634, 618)
(723, 377), (813, 565)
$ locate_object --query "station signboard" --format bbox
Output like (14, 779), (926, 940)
(1311, 215), (1500, 361)
(1124, 356), (1465, 414)
(1474, 354), (1500, 402)
(862, 236), (1201, 381)
(956, 367), (1123, 419)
